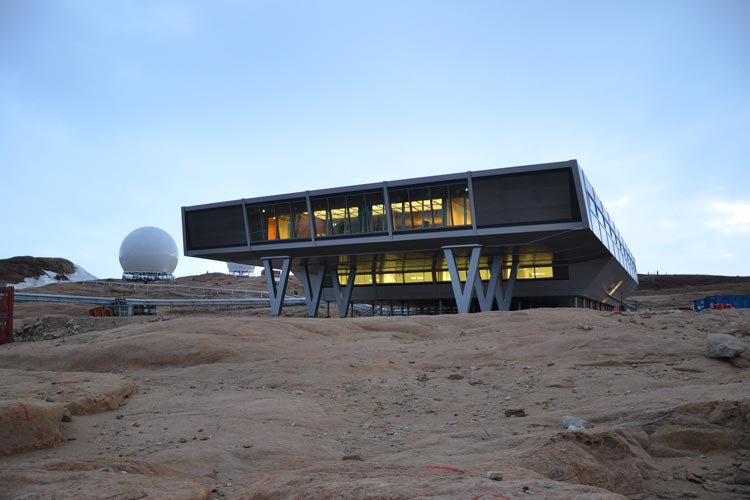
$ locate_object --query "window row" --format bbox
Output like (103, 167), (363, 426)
(311, 192), (387, 237)
(244, 182), (472, 242)
(335, 251), (563, 285)
(585, 191), (637, 279)
(336, 266), (563, 285)
(247, 201), (310, 242)
(581, 171), (637, 279)
(389, 183), (471, 230)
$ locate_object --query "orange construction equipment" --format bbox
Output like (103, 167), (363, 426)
(89, 306), (115, 317)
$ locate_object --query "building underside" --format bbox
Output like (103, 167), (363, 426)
(182, 160), (638, 316)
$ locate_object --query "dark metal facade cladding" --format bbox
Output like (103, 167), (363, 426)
(472, 168), (580, 227)
(185, 204), (246, 250)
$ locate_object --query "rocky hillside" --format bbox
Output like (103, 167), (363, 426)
(637, 273), (750, 291)
(632, 274), (750, 310)
(0, 256), (97, 288)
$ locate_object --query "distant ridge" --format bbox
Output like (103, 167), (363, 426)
(637, 273), (750, 291)
(0, 256), (98, 288)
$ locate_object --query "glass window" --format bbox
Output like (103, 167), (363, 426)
(404, 271), (432, 282)
(435, 270), (469, 282)
(366, 193), (386, 233)
(515, 267), (554, 279)
(345, 194), (364, 234)
(449, 184), (472, 226)
(375, 273), (402, 284)
(311, 198), (329, 237)
(291, 201), (310, 239)
(390, 189), (412, 231)
(374, 255), (406, 284)
(409, 187), (431, 229)
(504, 251), (554, 280)
(337, 272), (375, 286)
(249, 205), (272, 242)
(247, 200), (311, 242)
(390, 182), (471, 231)
(327, 196), (348, 236)
(429, 185), (448, 227)
(271, 203), (291, 240)
(587, 194), (596, 211)
(590, 210), (601, 238)
(311, 191), (387, 237)
(336, 255), (376, 285)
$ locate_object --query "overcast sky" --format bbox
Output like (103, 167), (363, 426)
(1, 0), (748, 279)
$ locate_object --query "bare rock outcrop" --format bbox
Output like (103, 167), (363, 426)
(705, 334), (746, 359)
(648, 399), (750, 455)
(515, 399), (750, 496)
(0, 369), (137, 456)
(0, 459), (214, 500)
(240, 463), (629, 499)
(0, 400), (65, 456)
(517, 429), (657, 496)
(0, 369), (137, 416)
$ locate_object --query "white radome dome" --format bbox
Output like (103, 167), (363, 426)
(119, 226), (179, 275)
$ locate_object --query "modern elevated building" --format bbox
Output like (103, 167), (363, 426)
(182, 160), (637, 316)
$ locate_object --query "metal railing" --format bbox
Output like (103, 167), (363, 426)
(80, 280), (270, 298)
(14, 292), (304, 307)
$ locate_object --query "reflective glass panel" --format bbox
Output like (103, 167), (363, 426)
(390, 189), (412, 230)
(247, 201), (310, 241)
(449, 184), (471, 226)
(311, 191), (387, 237)
(390, 182), (471, 231)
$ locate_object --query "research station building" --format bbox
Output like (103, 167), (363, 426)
(182, 160), (637, 316)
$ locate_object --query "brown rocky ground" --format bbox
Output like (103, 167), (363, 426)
(1, 276), (749, 499)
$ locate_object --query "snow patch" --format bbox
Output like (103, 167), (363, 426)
(66, 265), (98, 282)
(11, 264), (98, 289)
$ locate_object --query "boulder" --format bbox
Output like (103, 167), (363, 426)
(705, 334), (746, 359)
(562, 415), (592, 430)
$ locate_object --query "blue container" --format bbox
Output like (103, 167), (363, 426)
(694, 294), (750, 311)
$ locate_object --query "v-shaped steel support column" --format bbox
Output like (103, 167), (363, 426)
(473, 255), (503, 312)
(443, 245), (482, 314)
(261, 256), (291, 316)
(495, 256), (518, 311)
(330, 261), (356, 318)
(297, 263), (326, 317)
